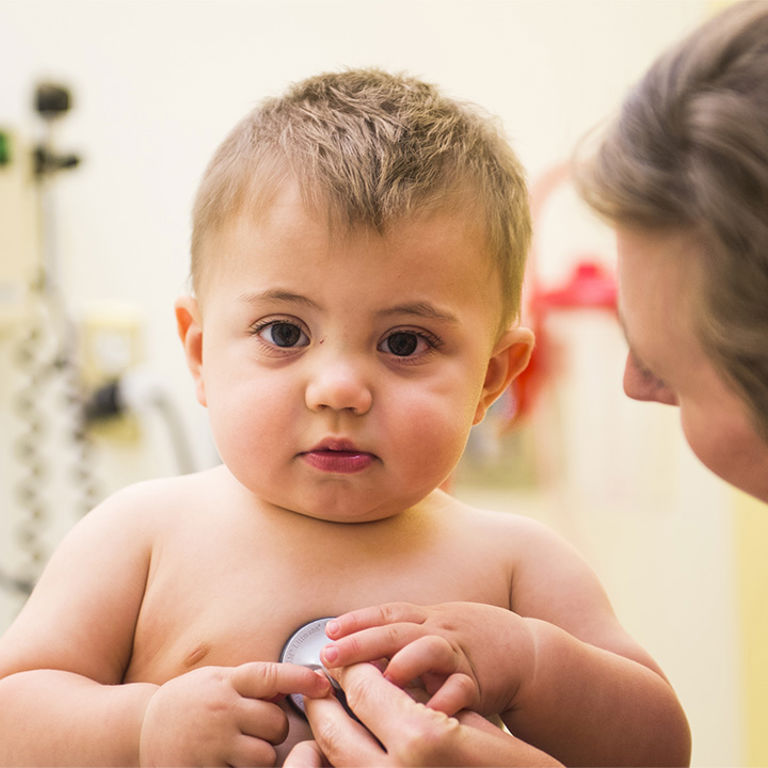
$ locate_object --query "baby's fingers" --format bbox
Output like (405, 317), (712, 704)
(226, 733), (279, 767)
(384, 634), (464, 687)
(235, 697), (290, 744)
(232, 661), (331, 701)
(383, 635), (479, 715)
(321, 622), (424, 667)
(426, 673), (478, 715)
(325, 602), (427, 639)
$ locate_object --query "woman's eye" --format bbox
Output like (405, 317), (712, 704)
(257, 321), (309, 348)
(379, 330), (438, 358)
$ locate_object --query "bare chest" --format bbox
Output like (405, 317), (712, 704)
(126, 548), (509, 681)
(123, 510), (512, 761)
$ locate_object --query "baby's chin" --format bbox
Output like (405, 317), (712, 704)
(279, 503), (406, 525)
(267, 489), (434, 525)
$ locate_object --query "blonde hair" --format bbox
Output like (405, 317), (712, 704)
(191, 68), (530, 327)
(575, 1), (768, 442)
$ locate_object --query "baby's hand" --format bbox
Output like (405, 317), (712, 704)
(321, 602), (536, 717)
(138, 661), (330, 766)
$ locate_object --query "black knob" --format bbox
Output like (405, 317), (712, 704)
(35, 83), (72, 118)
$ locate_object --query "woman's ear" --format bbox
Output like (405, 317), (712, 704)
(474, 326), (535, 424)
(175, 295), (207, 407)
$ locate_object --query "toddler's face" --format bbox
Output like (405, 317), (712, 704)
(182, 182), (531, 522)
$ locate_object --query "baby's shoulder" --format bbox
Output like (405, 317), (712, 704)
(438, 492), (573, 552)
(86, 465), (227, 535)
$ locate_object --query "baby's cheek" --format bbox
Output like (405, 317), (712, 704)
(398, 399), (472, 468)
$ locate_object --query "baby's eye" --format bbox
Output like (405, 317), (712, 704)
(378, 330), (438, 358)
(386, 332), (419, 356)
(256, 321), (309, 348)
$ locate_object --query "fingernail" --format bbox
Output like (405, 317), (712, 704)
(322, 644), (339, 664)
(326, 620), (340, 637)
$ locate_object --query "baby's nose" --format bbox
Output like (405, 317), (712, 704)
(305, 360), (373, 415)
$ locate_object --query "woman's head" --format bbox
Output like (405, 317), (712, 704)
(576, 1), (768, 498)
(615, 224), (768, 503)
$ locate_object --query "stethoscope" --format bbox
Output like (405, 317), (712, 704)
(280, 617), (356, 720)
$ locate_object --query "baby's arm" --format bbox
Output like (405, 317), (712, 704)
(0, 490), (157, 765)
(0, 484), (329, 766)
(322, 520), (691, 767)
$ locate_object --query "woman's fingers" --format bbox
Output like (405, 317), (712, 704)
(455, 709), (507, 734)
(283, 740), (329, 768)
(316, 664), (564, 768)
(331, 664), (456, 744)
(303, 683), (389, 766)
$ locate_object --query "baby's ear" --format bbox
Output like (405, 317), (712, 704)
(175, 295), (207, 407)
(474, 326), (535, 425)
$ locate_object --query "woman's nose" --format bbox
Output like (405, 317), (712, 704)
(622, 353), (678, 406)
(305, 358), (373, 415)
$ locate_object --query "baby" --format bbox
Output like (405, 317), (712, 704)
(0, 69), (689, 766)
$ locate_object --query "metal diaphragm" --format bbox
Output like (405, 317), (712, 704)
(280, 617), (337, 716)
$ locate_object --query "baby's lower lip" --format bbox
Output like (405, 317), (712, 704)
(301, 450), (375, 473)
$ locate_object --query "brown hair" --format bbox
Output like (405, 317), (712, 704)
(575, 1), (768, 442)
(191, 68), (530, 328)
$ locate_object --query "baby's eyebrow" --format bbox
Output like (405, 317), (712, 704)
(238, 289), (319, 309)
(238, 292), (458, 324)
(377, 302), (458, 323)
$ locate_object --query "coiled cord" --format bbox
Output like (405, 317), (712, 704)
(12, 302), (48, 589)
(6, 288), (99, 595)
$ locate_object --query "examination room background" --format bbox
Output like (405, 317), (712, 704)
(1, 1), (765, 765)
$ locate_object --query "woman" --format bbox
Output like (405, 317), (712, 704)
(286, 2), (768, 764)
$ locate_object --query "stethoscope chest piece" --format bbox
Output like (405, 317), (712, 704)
(280, 617), (335, 716)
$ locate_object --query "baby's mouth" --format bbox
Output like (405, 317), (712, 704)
(300, 440), (376, 474)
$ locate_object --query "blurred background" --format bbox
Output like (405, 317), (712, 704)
(1, 0), (766, 764)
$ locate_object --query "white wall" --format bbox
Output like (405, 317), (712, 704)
(0, 0), (740, 764)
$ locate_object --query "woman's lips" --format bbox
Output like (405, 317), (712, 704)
(300, 441), (375, 473)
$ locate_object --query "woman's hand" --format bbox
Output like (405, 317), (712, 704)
(284, 663), (562, 767)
